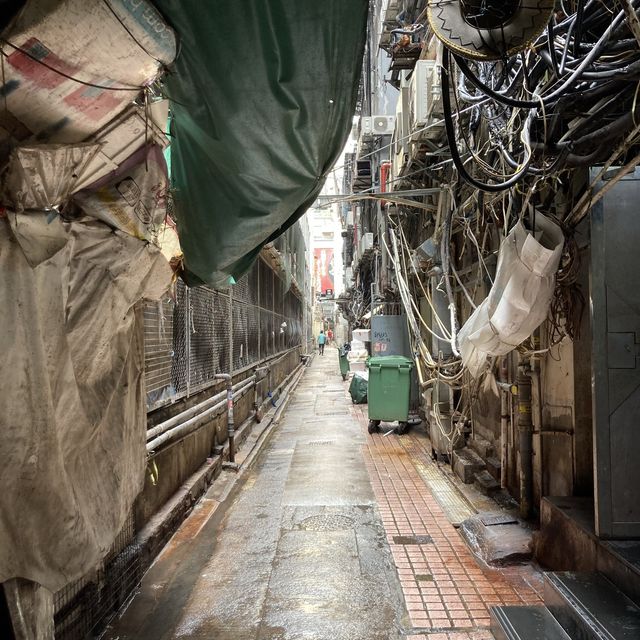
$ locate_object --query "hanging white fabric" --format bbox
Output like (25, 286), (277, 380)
(458, 213), (564, 377)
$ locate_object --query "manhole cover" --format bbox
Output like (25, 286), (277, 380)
(392, 535), (433, 545)
(307, 440), (335, 446)
(480, 514), (518, 527)
(299, 514), (355, 531)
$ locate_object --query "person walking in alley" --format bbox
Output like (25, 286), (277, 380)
(318, 330), (326, 355)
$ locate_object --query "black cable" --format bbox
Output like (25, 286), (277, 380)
(0, 38), (142, 91)
(441, 49), (533, 193)
(101, 0), (165, 65)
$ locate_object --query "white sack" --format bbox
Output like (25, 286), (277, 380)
(0, 216), (172, 591)
(458, 214), (564, 377)
(3, 0), (176, 144)
(73, 145), (168, 243)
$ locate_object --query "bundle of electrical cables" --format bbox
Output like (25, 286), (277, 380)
(440, 0), (640, 194)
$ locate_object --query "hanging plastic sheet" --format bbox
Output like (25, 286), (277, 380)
(0, 215), (172, 591)
(153, 0), (368, 287)
(2, 143), (101, 211)
(458, 214), (564, 377)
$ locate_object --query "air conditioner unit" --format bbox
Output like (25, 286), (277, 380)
(345, 266), (353, 282)
(346, 210), (354, 227)
(409, 58), (445, 142)
(360, 232), (374, 255)
(362, 115), (396, 137)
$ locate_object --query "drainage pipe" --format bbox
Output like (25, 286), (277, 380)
(517, 361), (534, 519)
(146, 376), (255, 442)
(146, 378), (255, 454)
(500, 357), (510, 489)
(147, 397), (226, 453)
(215, 374), (235, 463)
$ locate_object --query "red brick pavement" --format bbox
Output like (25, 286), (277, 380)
(352, 405), (543, 639)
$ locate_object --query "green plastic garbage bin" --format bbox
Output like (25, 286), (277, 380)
(367, 355), (413, 435)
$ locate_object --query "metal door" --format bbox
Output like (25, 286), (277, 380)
(591, 168), (640, 538)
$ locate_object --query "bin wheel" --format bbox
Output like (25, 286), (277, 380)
(397, 421), (409, 436)
(342, 373), (347, 381)
(367, 420), (380, 434)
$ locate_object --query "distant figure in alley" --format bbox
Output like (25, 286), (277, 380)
(318, 330), (326, 355)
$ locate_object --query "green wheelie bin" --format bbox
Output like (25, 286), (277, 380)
(367, 355), (413, 435)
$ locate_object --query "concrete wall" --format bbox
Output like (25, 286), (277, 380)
(134, 348), (302, 531)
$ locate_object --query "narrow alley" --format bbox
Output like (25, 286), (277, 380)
(6, 2), (640, 639)
(106, 350), (541, 640)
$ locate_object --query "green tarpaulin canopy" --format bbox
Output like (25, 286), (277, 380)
(154, 0), (368, 287)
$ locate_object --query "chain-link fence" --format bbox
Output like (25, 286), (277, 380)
(144, 257), (307, 411)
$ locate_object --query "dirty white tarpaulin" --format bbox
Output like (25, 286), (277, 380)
(0, 0), (175, 147)
(0, 215), (172, 591)
(73, 144), (169, 243)
(458, 214), (564, 378)
(2, 143), (101, 211)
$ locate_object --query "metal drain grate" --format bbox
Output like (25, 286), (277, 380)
(307, 440), (335, 446)
(392, 535), (433, 545)
(480, 514), (518, 527)
(298, 514), (355, 531)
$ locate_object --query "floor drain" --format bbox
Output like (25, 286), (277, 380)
(480, 514), (518, 527)
(392, 535), (433, 545)
(299, 514), (355, 531)
(307, 440), (335, 446)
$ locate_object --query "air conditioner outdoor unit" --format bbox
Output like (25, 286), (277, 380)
(346, 210), (354, 227)
(360, 232), (374, 255)
(409, 58), (444, 141)
(362, 115), (396, 137)
(345, 266), (353, 282)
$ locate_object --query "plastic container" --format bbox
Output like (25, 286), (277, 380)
(348, 373), (368, 404)
(367, 355), (413, 434)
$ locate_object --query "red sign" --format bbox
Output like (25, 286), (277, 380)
(314, 248), (334, 295)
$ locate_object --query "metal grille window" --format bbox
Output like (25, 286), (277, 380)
(144, 257), (306, 410)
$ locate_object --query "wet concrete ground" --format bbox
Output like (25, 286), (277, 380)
(106, 349), (542, 640)
(107, 351), (408, 639)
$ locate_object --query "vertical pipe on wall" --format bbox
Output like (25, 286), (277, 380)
(500, 357), (510, 489)
(517, 360), (534, 518)
(215, 373), (235, 463)
(185, 286), (191, 397)
(228, 286), (234, 375)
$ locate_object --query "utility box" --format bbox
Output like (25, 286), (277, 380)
(367, 355), (413, 434)
(371, 314), (411, 356)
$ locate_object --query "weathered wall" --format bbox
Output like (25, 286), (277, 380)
(135, 348), (301, 529)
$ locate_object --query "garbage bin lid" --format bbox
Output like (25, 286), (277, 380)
(367, 355), (414, 368)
